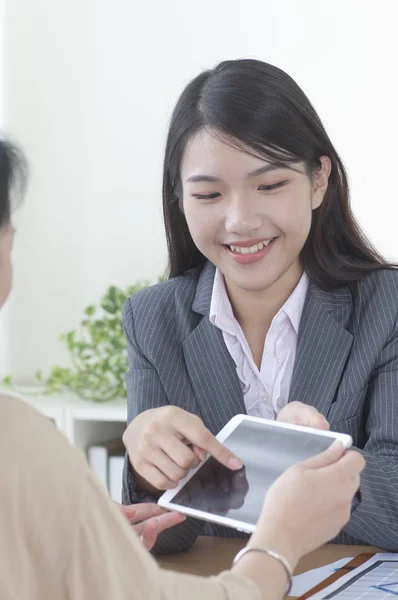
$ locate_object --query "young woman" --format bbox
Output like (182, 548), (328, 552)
(122, 58), (398, 555)
(0, 138), (365, 600)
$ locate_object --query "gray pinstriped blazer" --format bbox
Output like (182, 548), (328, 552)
(122, 261), (398, 554)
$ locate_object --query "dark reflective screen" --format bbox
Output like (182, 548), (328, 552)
(172, 420), (336, 525)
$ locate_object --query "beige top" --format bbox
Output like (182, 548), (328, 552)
(0, 395), (260, 600)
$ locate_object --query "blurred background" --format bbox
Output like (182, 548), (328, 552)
(1, 0), (397, 382)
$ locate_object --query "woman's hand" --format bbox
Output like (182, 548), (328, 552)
(251, 441), (365, 570)
(117, 502), (186, 550)
(123, 406), (243, 492)
(277, 401), (329, 430)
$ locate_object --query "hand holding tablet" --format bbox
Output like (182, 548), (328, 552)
(158, 415), (353, 533)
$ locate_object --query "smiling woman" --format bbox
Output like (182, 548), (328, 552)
(121, 59), (398, 555)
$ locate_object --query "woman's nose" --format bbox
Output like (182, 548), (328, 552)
(224, 199), (262, 236)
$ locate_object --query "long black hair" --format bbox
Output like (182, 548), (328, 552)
(0, 138), (27, 228)
(162, 59), (393, 290)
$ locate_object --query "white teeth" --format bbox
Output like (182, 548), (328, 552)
(228, 239), (274, 254)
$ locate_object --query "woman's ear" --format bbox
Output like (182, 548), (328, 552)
(312, 155), (332, 210)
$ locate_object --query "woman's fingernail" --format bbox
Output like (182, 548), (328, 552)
(228, 457), (243, 469)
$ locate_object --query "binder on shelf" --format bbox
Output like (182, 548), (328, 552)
(87, 438), (125, 491)
(109, 455), (125, 503)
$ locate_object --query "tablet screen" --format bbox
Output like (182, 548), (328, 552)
(170, 419), (335, 526)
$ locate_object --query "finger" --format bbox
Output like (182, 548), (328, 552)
(337, 474), (361, 512)
(180, 439), (204, 463)
(312, 415), (330, 430)
(300, 439), (346, 470)
(136, 520), (158, 550)
(133, 512), (185, 537)
(117, 502), (137, 522)
(192, 445), (207, 462)
(134, 512), (186, 551)
(279, 404), (330, 430)
(328, 449), (366, 479)
(180, 417), (243, 470)
(160, 436), (200, 470)
(136, 463), (178, 490)
(289, 414), (329, 430)
(155, 511), (186, 533)
(144, 447), (189, 484)
(349, 473), (361, 495)
(120, 502), (166, 524)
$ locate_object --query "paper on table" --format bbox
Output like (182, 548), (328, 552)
(308, 553), (398, 600)
(291, 557), (353, 597)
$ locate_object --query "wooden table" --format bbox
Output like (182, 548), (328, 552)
(158, 537), (380, 598)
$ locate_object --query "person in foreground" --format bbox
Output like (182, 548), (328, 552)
(122, 59), (398, 553)
(0, 140), (365, 599)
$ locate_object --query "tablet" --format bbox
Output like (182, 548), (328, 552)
(158, 414), (352, 534)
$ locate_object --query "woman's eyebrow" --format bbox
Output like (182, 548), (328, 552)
(185, 174), (222, 184)
(185, 164), (281, 185)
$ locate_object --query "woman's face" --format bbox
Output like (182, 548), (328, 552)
(0, 222), (14, 309)
(180, 130), (330, 297)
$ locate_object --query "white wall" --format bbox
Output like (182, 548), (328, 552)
(3, 0), (398, 381)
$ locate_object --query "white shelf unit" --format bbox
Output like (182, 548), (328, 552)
(5, 387), (127, 451)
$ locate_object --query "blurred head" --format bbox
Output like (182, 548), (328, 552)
(163, 59), (389, 291)
(0, 139), (27, 308)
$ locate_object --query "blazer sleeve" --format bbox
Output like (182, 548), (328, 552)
(342, 320), (398, 550)
(121, 297), (207, 554)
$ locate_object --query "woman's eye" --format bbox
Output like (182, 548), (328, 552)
(192, 192), (221, 200)
(258, 181), (287, 192)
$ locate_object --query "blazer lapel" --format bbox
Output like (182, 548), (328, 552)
(183, 263), (245, 435)
(289, 283), (354, 418)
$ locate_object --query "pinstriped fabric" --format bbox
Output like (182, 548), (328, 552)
(122, 262), (398, 554)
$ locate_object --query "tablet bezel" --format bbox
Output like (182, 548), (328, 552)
(158, 414), (353, 534)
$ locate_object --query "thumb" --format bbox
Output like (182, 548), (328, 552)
(300, 440), (346, 470)
(139, 523), (158, 551)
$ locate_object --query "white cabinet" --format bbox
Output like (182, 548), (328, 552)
(7, 388), (127, 451)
